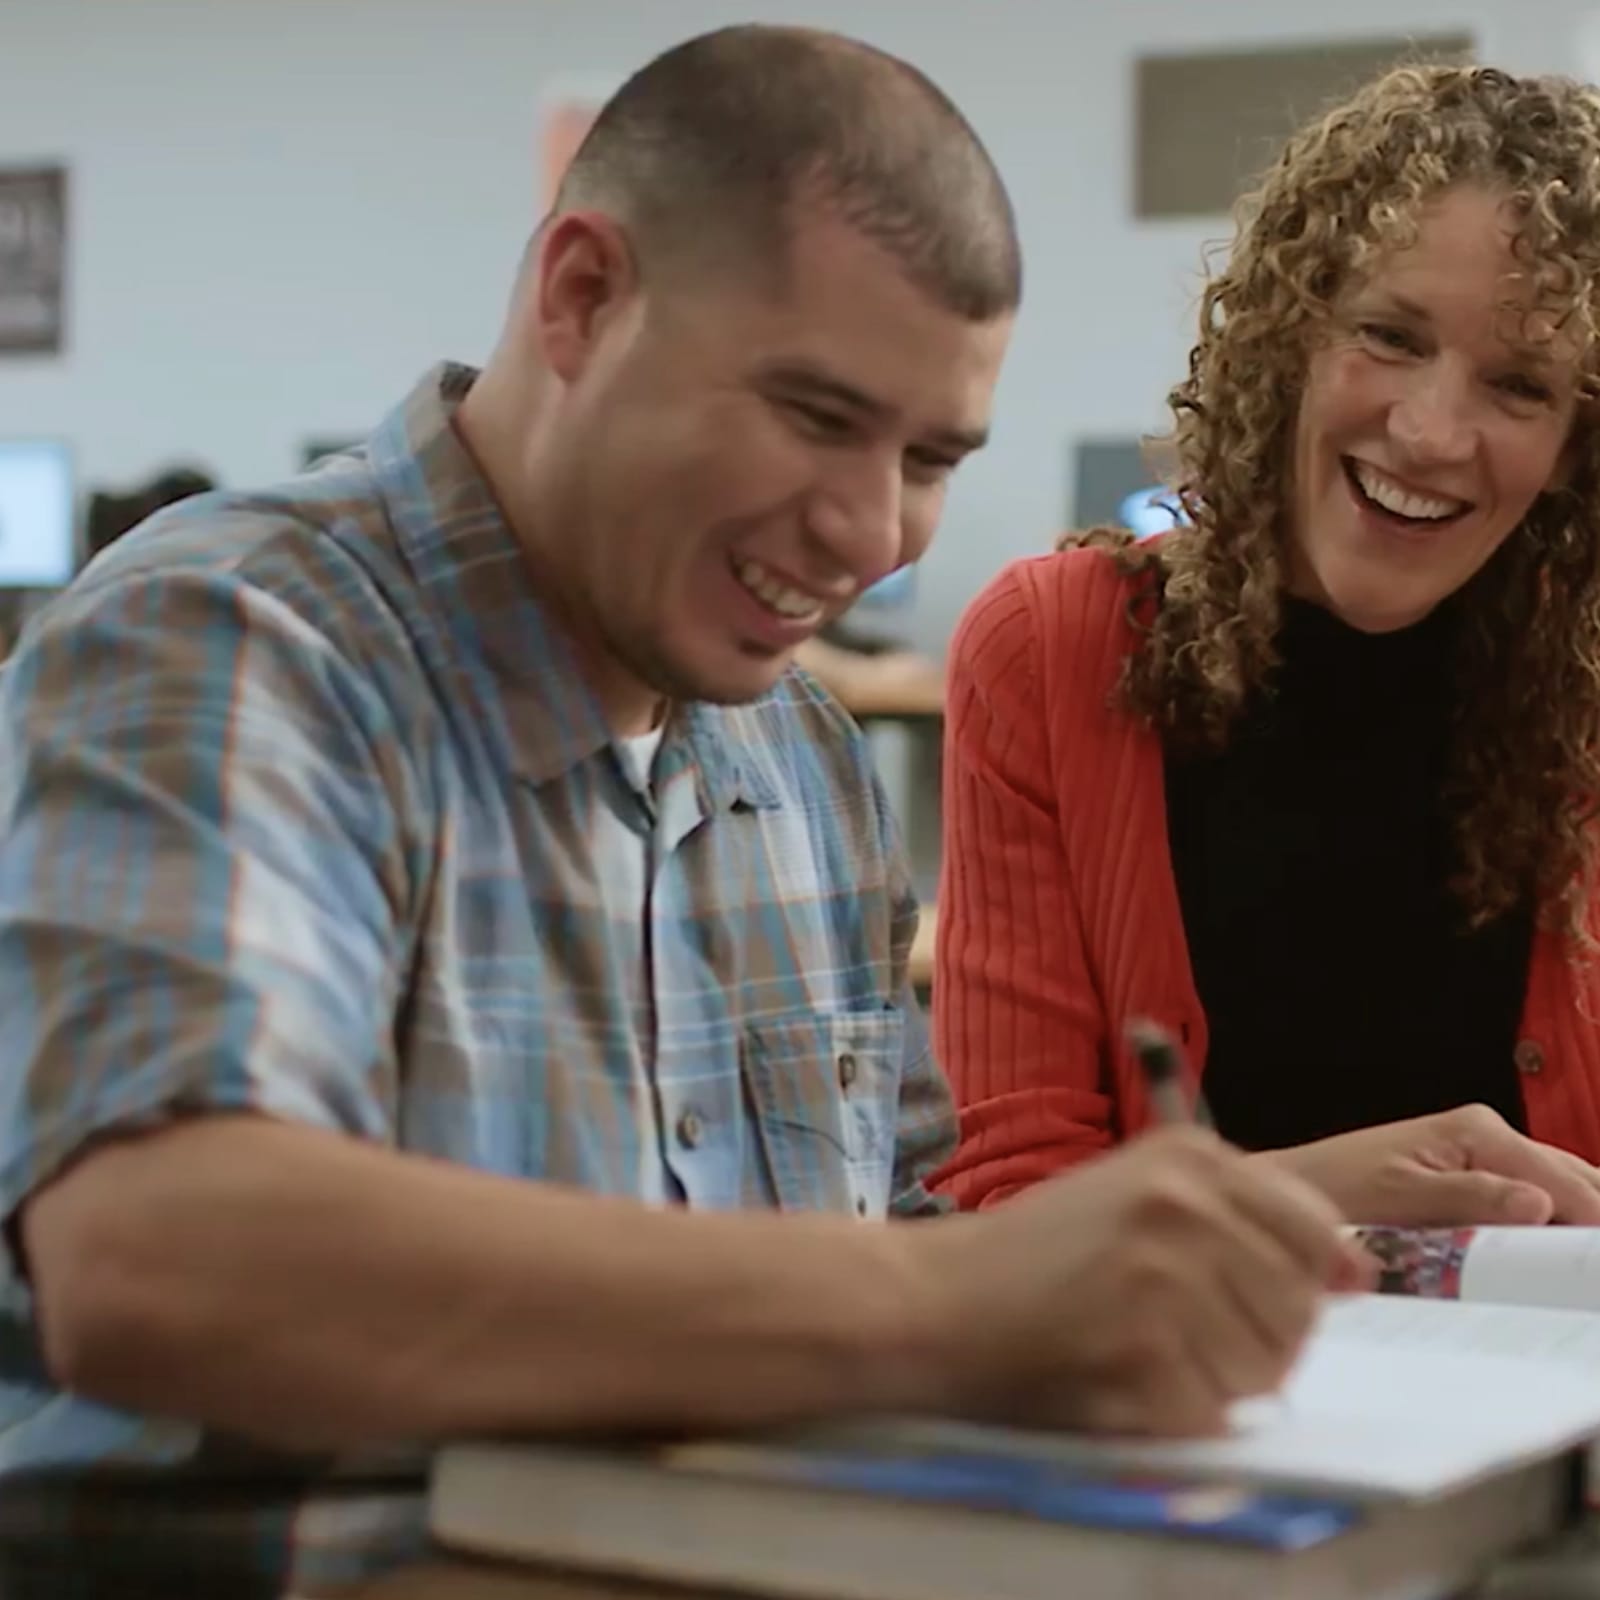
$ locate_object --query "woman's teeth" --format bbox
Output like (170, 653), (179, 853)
(734, 558), (823, 620)
(1351, 461), (1467, 522)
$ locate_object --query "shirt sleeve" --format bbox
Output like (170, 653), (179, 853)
(887, 982), (956, 1219)
(0, 563), (420, 1232)
(932, 561), (1118, 1210)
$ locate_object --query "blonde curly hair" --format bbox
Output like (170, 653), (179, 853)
(1080, 64), (1600, 945)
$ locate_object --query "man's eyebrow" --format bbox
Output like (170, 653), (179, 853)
(757, 360), (989, 452)
(758, 360), (891, 417)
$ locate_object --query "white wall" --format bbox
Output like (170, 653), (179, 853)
(1, 0), (1594, 653)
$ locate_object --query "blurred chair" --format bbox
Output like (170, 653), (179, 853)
(83, 464), (216, 561)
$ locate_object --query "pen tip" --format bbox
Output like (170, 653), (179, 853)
(1124, 1016), (1181, 1082)
(1124, 1016), (1168, 1054)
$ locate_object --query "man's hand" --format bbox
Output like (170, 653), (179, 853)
(1260, 1105), (1600, 1225)
(902, 1126), (1366, 1438)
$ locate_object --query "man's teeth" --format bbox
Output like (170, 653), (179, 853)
(734, 559), (822, 620)
(1352, 463), (1465, 522)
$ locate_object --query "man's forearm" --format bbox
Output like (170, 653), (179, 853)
(23, 1116), (945, 1452)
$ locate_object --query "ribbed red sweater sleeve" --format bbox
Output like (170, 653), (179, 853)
(932, 559), (1117, 1209)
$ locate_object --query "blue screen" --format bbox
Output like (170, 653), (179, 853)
(855, 566), (915, 609)
(1118, 484), (1185, 539)
(0, 440), (74, 586)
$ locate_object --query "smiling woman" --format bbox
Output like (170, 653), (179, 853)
(1287, 185), (1582, 634)
(934, 64), (1600, 1226)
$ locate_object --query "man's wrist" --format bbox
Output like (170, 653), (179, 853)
(855, 1214), (984, 1418)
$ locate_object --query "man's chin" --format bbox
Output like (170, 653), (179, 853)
(691, 667), (796, 707)
(642, 648), (798, 709)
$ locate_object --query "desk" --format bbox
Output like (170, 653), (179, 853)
(320, 1555), (739, 1598)
(320, 1533), (1600, 1600)
(909, 903), (937, 992)
(835, 686), (944, 723)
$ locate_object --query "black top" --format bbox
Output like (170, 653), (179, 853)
(1163, 594), (1534, 1152)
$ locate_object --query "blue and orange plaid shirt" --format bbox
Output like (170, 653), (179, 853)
(0, 364), (955, 1596)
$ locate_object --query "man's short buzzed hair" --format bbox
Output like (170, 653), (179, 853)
(554, 24), (1021, 321)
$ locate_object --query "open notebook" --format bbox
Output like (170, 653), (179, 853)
(754, 1293), (1600, 1501)
(429, 1292), (1600, 1600)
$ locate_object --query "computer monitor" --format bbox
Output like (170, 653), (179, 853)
(1073, 437), (1187, 540)
(0, 440), (74, 587)
(1117, 483), (1186, 538)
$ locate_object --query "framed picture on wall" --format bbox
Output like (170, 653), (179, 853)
(0, 166), (66, 356)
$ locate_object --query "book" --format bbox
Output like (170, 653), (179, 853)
(430, 1445), (1567, 1600)
(427, 1294), (1600, 1600)
(1352, 1224), (1600, 1312)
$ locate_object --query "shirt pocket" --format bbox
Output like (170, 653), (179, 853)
(742, 1007), (905, 1220)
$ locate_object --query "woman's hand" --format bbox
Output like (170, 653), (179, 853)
(1256, 1105), (1600, 1224)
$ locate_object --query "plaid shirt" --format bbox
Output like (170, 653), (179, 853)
(0, 364), (955, 1597)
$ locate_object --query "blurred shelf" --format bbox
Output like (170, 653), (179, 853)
(796, 639), (945, 721)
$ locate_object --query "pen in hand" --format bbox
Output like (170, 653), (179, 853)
(1126, 1016), (1373, 1296)
(1125, 1017), (1213, 1130)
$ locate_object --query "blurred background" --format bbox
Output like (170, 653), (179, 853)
(3, 0), (1596, 929)
(12, 0), (1600, 645)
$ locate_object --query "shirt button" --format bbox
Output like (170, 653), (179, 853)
(1514, 1039), (1545, 1076)
(838, 1052), (858, 1090)
(675, 1108), (705, 1149)
(855, 1195), (869, 1217)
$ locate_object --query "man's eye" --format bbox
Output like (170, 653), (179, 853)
(790, 402), (853, 437)
(905, 449), (959, 484)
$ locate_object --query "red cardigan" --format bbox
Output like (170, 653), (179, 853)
(932, 547), (1600, 1210)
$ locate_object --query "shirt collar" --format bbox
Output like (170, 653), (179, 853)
(367, 363), (779, 811)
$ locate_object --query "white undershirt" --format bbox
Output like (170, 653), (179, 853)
(609, 724), (670, 1194)
(618, 726), (666, 795)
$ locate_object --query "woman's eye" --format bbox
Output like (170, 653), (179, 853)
(1359, 322), (1419, 355)
(1495, 373), (1553, 405)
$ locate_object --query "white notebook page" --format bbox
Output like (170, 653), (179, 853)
(805, 1295), (1600, 1502)
(1459, 1227), (1600, 1312)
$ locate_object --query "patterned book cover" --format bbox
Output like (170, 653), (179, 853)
(670, 1440), (1361, 1552)
(1351, 1225), (1477, 1298)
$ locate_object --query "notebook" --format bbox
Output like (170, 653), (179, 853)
(428, 1293), (1600, 1600)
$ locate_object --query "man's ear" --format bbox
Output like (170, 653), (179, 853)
(529, 211), (640, 383)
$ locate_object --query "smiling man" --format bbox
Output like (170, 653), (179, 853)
(454, 68), (1005, 731)
(0, 24), (1355, 1599)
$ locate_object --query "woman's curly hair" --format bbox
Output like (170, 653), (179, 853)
(1081, 64), (1600, 946)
